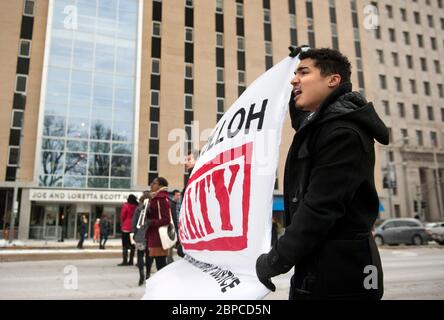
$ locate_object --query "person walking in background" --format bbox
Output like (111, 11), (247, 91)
(184, 150), (199, 187)
(177, 150), (199, 258)
(77, 214), (88, 249)
(132, 191), (151, 286)
(169, 190), (181, 261)
(93, 218), (100, 243)
(99, 214), (111, 250)
(118, 194), (138, 266)
(170, 190), (181, 235)
(146, 177), (171, 277)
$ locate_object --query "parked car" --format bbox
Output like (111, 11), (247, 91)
(373, 219), (386, 229)
(374, 218), (430, 246)
(425, 222), (444, 245)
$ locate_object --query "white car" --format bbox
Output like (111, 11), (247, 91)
(426, 222), (444, 245)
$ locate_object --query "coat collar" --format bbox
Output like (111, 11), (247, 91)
(152, 188), (168, 199)
(296, 82), (352, 133)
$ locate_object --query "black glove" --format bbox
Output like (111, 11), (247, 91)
(256, 249), (292, 292)
(288, 45), (310, 57)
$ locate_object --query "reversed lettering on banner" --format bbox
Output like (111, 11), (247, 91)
(184, 255), (241, 293)
(179, 142), (252, 251)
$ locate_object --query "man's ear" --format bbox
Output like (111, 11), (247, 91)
(328, 74), (342, 88)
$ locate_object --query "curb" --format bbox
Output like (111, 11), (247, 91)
(0, 251), (122, 263)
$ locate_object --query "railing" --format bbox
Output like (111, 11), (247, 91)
(29, 226), (62, 241)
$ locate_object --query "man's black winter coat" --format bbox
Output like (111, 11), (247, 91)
(270, 83), (389, 300)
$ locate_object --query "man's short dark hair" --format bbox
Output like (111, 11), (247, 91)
(299, 48), (351, 84)
(172, 189), (181, 195)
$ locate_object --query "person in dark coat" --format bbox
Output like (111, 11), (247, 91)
(99, 214), (111, 249)
(132, 191), (151, 286)
(170, 190), (181, 235)
(118, 194), (138, 266)
(256, 47), (388, 300)
(77, 215), (88, 249)
(169, 189), (181, 261)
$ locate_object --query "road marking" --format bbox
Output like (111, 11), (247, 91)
(391, 250), (418, 257)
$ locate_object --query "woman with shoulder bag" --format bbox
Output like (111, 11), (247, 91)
(145, 177), (172, 278)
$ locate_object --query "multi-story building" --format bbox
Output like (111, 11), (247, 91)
(0, 0), (390, 241)
(365, 0), (444, 222)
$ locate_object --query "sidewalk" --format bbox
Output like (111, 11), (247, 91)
(0, 239), (123, 262)
(0, 238), (122, 249)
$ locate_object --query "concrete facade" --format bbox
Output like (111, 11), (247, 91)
(363, 0), (444, 221)
(0, 0), (413, 241)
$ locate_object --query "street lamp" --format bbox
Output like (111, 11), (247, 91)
(383, 137), (409, 218)
(382, 162), (395, 218)
(432, 148), (444, 221)
(8, 182), (19, 244)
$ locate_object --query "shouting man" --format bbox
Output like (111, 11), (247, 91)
(256, 48), (389, 300)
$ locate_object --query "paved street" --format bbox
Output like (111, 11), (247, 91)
(0, 245), (443, 300)
(265, 245), (444, 300)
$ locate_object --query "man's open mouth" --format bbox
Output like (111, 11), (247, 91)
(293, 88), (302, 100)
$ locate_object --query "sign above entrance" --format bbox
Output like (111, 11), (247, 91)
(29, 189), (143, 204)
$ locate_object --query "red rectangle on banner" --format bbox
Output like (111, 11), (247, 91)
(179, 142), (252, 251)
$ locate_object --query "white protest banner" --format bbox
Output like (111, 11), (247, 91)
(143, 54), (301, 300)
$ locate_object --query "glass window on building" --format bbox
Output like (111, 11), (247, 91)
(15, 75), (27, 93)
(236, 3), (243, 17)
(413, 104), (420, 119)
(401, 129), (408, 144)
(39, 0), (140, 189)
(216, 68), (224, 83)
(431, 131), (438, 147)
(216, 0), (223, 13)
(153, 22), (161, 37)
(238, 71), (246, 86)
(382, 100), (390, 115)
(379, 75), (387, 89)
(152, 59), (160, 74)
(263, 9), (271, 23)
(8, 147), (20, 166)
(217, 98), (224, 114)
(23, 0), (35, 16)
(185, 27), (193, 42)
(185, 94), (193, 110)
(376, 50), (384, 64)
(398, 102), (405, 118)
(438, 84), (444, 98)
(427, 106), (435, 121)
(416, 130), (424, 146)
(237, 37), (245, 51)
(19, 39), (32, 58)
(400, 8), (407, 21)
(410, 79), (417, 94)
(216, 33), (224, 47)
